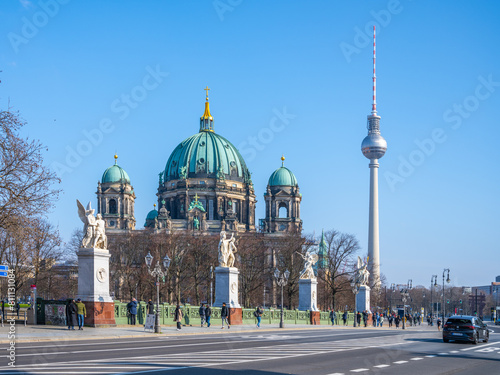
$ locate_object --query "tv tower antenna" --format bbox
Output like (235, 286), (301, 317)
(372, 25), (377, 115)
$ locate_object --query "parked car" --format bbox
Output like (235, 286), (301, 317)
(443, 315), (489, 344)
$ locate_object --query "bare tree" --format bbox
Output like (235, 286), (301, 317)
(0, 110), (60, 230)
(317, 230), (360, 310)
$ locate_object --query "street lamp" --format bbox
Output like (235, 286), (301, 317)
(351, 277), (363, 327)
(397, 281), (412, 330)
(430, 275), (438, 325)
(274, 268), (290, 329)
(442, 268), (450, 321)
(145, 251), (170, 333)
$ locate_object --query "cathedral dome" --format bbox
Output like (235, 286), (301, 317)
(146, 208), (158, 220)
(268, 156), (298, 187)
(163, 131), (251, 183)
(102, 155), (131, 184)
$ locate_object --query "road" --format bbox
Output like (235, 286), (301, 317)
(0, 325), (499, 374)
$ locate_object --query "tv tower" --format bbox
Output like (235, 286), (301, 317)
(361, 26), (387, 289)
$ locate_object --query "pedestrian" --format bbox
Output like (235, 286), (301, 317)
(127, 298), (138, 325)
(342, 311), (347, 326)
(362, 311), (368, 327)
(221, 302), (230, 329)
(1, 300), (5, 320)
(372, 312), (377, 327)
(395, 315), (400, 329)
(329, 309), (336, 326)
(437, 317), (442, 331)
(75, 298), (86, 330)
(199, 303), (206, 327)
(388, 314), (393, 328)
(66, 299), (77, 330)
(254, 305), (263, 328)
(174, 304), (183, 331)
(147, 299), (154, 315)
(379, 314), (384, 327)
(205, 305), (212, 327)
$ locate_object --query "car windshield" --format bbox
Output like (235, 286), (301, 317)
(446, 318), (472, 325)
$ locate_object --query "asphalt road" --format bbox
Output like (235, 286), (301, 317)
(1, 326), (499, 375)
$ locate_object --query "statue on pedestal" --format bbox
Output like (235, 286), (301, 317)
(218, 231), (237, 267)
(353, 256), (370, 286)
(77, 200), (107, 250)
(297, 251), (318, 279)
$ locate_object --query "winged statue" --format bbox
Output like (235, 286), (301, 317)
(77, 200), (107, 249)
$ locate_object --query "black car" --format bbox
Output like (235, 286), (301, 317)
(442, 315), (489, 344)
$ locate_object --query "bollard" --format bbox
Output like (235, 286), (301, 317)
(24, 310), (27, 326)
(1, 314), (3, 328)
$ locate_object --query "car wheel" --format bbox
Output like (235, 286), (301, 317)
(443, 338), (449, 343)
(472, 333), (479, 345)
(484, 332), (489, 343)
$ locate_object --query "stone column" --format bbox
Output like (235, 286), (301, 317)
(214, 266), (242, 324)
(356, 285), (371, 312)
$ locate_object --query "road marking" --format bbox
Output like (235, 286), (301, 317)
(350, 369), (369, 373)
(438, 352), (448, 355)
(393, 360), (408, 364)
(327, 373), (345, 375)
(425, 355), (436, 358)
(460, 341), (499, 351)
(449, 350), (459, 353)
(410, 357), (423, 360)
(374, 364), (390, 368)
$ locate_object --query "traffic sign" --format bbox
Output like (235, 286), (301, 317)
(30, 285), (37, 290)
(0, 271), (7, 277)
(0, 265), (8, 271)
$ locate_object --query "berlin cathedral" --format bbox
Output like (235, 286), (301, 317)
(95, 89), (303, 238)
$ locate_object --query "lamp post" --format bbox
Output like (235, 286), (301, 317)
(145, 251), (171, 333)
(389, 283), (396, 314)
(442, 268), (450, 321)
(351, 278), (362, 327)
(397, 280), (412, 330)
(430, 275), (438, 325)
(210, 265), (213, 307)
(273, 268), (290, 329)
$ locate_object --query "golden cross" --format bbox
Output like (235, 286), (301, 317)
(194, 193), (199, 203)
(204, 86), (210, 99)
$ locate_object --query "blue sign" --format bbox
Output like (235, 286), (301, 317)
(0, 265), (8, 271)
(0, 271), (7, 277)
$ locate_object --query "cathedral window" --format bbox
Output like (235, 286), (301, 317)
(278, 202), (288, 218)
(109, 199), (117, 214)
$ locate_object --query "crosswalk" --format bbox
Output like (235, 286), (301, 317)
(0, 335), (408, 374)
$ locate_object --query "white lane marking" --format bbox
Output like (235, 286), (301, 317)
(460, 341), (499, 351)
(374, 364), (390, 368)
(425, 355), (436, 357)
(350, 369), (369, 373)
(449, 350), (459, 353)
(410, 357), (423, 360)
(438, 352), (448, 355)
(327, 373), (345, 375)
(393, 360), (408, 364)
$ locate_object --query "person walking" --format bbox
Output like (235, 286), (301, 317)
(362, 311), (368, 327)
(174, 304), (183, 331)
(1, 300), (5, 320)
(388, 314), (393, 328)
(255, 306), (263, 328)
(205, 305), (212, 327)
(75, 299), (86, 330)
(437, 317), (442, 331)
(395, 315), (400, 329)
(372, 312), (377, 327)
(199, 303), (206, 327)
(342, 311), (348, 326)
(66, 299), (77, 330)
(147, 299), (154, 315)
(329, 309), (336, 326)
(356, 311), (361, 326)
(127, 298), (138, 325)
(221, 302), (230, 329)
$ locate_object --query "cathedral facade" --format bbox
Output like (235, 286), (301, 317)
(95, 90), (303, 236)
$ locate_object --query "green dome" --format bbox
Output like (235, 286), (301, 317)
(268, 166), (298, 187)
(164, 131), (251, 182)
(146, 209), (158, 220)
(102, 164), (131, 184)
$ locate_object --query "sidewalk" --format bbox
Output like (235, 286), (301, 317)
(0, 322), (439, 344)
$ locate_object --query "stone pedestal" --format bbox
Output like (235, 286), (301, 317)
(356, 285), (371, 312)
(214, 266), (240, 308)
(229, 307), (242, 325)
(76, 247), (116, 327)
(310, 311), (320, 325)
(298, 278), (318, 311)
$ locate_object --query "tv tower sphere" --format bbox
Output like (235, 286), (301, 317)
(361, 124), (387, 160)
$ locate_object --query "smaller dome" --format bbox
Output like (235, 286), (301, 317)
(268, 166), (298, 187)
(102, 165), (131, 184)
(146, 209), (158, 220)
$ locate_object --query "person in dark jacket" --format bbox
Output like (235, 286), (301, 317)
(255, 306), (263, 328)
(66, 299), (77, 330)
(342, 311), (347, 326)
(127, 298), (138, 325)
(395, 315), (400, 329)
(329, 309), (336, 326)
(199, 303), (206, 327)
(174, 304), (183, 331)
(147, 299), (154, 315)
(205, 305), (212, 327)
(356, 311), (361, 326)
(221, 302), (230, 329)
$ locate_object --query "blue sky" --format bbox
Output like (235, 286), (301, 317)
(1, 0), (499, 288)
